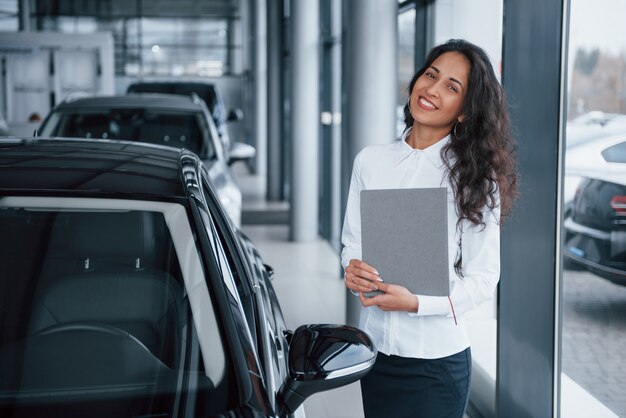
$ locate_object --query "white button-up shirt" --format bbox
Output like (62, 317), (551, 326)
(341, 131), (500, 359)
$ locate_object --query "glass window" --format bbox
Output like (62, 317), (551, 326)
(0, 201), (230, 416)
(561, 0), (626, 416)
(0, 0), (18, 32)
(39, 15), (233, 76)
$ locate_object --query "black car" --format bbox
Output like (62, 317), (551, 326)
(563, 136), (626, 285)
(0, 138), (376, 417)
(126, 81), (243, 151)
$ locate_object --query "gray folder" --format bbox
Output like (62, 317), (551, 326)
(360, 188), (450, 297)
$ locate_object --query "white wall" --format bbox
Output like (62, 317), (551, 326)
(433, 0), (503, 80)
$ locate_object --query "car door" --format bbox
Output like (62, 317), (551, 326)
(199, 175), (292, 416)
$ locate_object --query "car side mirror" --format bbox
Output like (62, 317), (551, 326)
(277, 324), (376, 416)
(228, 142), (256, 165)
(227, 108), (243, 122)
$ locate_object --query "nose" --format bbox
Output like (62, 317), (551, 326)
(425, 79), (443, 97)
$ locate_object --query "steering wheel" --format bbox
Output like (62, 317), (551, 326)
(33, 323), (152, 353)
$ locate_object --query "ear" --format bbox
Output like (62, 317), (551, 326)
(457, 115), (465, 123)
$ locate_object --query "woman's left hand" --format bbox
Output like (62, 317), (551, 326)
(359, 282), (419, 313)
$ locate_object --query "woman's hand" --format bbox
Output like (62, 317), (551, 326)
(359, 283), (420, 313)
(344, 259), (382, 294)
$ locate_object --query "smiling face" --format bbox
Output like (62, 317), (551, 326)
(409, 52), (470, 134)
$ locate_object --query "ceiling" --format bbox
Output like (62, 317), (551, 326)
(33, 0), (241, 19)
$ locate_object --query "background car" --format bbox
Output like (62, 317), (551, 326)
(566, 111), (626, 149)
(563, 134), (626, 284)
(37, 94), (254, 227)
(0, 137), (376, 418)
(126, 81), (244, 152)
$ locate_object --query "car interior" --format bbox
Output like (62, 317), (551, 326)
(0, 205), (228, 416)
(47, 110), (211, 159)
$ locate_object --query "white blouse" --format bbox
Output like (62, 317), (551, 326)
(341, 131), (501, 359)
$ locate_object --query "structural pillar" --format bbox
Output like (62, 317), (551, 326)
(18, 0), (31, 31)
(252, 0), (267, 175)
(267, 0), (284, 200)
(289, 0), (319, 241)
(414, 0), (435, 68)
(498, 0), (568, 417)
(343, 0), (398, 326)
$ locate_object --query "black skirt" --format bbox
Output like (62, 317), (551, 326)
(360, 348), (471, 418)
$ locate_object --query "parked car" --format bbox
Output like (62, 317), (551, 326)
(566, 111), (626, 149)
(37, 94), (254, 227)
(126, 81), (244, 152)
(0, 137), (376, 418)
(563, 134), (626, 284)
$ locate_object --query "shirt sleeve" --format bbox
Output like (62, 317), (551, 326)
(412, 198), (501, 318)
(341, 152), (364, 270)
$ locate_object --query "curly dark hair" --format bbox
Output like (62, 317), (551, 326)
(404, 39), (518, 230)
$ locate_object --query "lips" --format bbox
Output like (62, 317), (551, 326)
(417, 96), (437, 110)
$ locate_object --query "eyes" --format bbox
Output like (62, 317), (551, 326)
(422, 71), (460, 94)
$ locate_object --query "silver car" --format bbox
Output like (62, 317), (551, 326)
(38, 94), (254, 227)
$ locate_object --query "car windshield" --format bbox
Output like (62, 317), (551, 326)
(0, 197), (231, 417)
(43, 109), (215, 160)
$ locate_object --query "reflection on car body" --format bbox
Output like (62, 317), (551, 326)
(563, 134), (626, 285)
(37, 94), (252, 227)
(0, 138), (376, 417)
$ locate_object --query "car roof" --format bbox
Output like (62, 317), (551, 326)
(55, 94), (205, 112)
(0, 137), (198, 200)
(128, 81), (217, 90)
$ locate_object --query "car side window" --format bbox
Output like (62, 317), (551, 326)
(196, 187), (257, 341)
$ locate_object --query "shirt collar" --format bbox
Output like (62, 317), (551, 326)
(394, 128), (451, 167)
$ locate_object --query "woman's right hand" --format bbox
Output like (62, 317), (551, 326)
(344, 259), (383, 294)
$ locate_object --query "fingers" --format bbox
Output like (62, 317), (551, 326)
(359, 286), (419, 312)
(345, 271), (379, 293)
(360, 293), (381, 307)
(344, 259), (383, 293)
(348, 259), (381, 279)
(345, 260), (382, 283)
(375, 281), (390, 293)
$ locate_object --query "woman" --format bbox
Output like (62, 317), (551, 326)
(341, 39), (518, 418)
